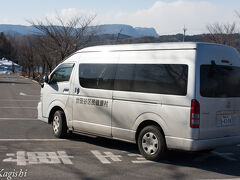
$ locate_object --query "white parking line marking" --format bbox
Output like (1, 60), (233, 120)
(19, 92), (27, 96)
(132, 160), (153, 164)
(136, 157), (146, 160)
(91, 150), (122, 164)
(19, 92), (40, 97)
(0, 139), (67, 142)
(0, 99), (39, 102)
(6, 153), (15, 156)
(0, 107), (37, 109)
(0, 118), (37, 120)
(128, 153), (141, 157)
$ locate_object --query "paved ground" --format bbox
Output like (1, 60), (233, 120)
(0, 74), (239, 180)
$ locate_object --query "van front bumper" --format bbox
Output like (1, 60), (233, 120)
(166, 135), (240, 151)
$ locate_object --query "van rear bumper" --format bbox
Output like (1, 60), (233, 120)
(166, 135), (240, 151)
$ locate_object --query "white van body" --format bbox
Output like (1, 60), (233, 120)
(38, 42), (240, 158)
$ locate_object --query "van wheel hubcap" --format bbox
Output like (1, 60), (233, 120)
(142, 132), (159, 155)
(53, 115), (60, 134)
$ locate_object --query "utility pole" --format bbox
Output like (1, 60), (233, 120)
(117, 28), (123, 42)
(183, 25), (187, 42)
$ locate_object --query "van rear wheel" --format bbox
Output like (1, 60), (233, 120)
(52, 110), (67, 138)
(138, 125), (167, 161)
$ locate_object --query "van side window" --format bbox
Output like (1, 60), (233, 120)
(115, 64), (188, 95)
(50, 63), (74, 83)
(79, 64), (116, 90)
(134, 64), (188, 95)
(114, 64), (135, 91)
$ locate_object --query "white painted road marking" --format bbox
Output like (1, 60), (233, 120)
(3, 151), (73, 166)
(19, 92), (40, 97)
(0, 139), (67, 142)
(132, 160), (153, 164)
(19, 92), (27, 96)
(0, 107), (37, 109)
(0, 99), (39, 102)
(91, 150), (122, 164)
(0, 118), (37, 120)
(128, 153), (153, 164)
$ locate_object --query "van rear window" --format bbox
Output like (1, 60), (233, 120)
(200, 65), (240, 97)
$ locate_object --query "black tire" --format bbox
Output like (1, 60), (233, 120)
(137, 125), (167, 161)
(52, 110), (67, 138)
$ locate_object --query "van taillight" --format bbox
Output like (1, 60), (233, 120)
(221, 60), (230, 64)
(190, 99), (200, 128)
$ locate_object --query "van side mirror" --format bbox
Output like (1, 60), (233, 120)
(41, 75), (49, 88)
(43, 76), (49, 84)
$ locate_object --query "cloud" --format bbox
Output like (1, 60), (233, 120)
(97, 0), (238, 35)
(0, 17), (10, 24)
(45, 0), (239, 35)
(45, 8), (96, 25)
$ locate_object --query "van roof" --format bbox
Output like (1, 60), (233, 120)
(77, 42), (227, 53)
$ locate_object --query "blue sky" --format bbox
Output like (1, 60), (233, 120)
(1, 0), (240, 35)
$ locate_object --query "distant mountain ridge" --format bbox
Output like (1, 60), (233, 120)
(0, 24), (159, 37)
(95, 24), (158, 37)
(0, 24), (37, 35)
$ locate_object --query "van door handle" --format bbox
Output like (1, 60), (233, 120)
(63, 88), (69, 93)
(75, 88), (80, 94)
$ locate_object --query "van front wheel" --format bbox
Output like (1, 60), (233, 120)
(138, 125), (167, 161)
(52, 110), (67, 138)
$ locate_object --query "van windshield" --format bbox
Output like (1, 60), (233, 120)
(200, 64), (240, 97)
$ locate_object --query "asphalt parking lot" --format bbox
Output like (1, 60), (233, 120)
(0, 74), (239, 180)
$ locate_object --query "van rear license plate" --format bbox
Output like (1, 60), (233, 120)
(221, 115), (233, 126)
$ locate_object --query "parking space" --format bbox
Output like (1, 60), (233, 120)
(0, 138), (240, 180)
(0, 74), (239, 180)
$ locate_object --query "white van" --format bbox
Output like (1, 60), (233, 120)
(38, 42), (240, 160)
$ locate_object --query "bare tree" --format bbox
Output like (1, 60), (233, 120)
(16, 35), (39, 77)
(10, 15), (97, 79)
(204, 22), (238, 46)
(29, 14), (97, 64)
